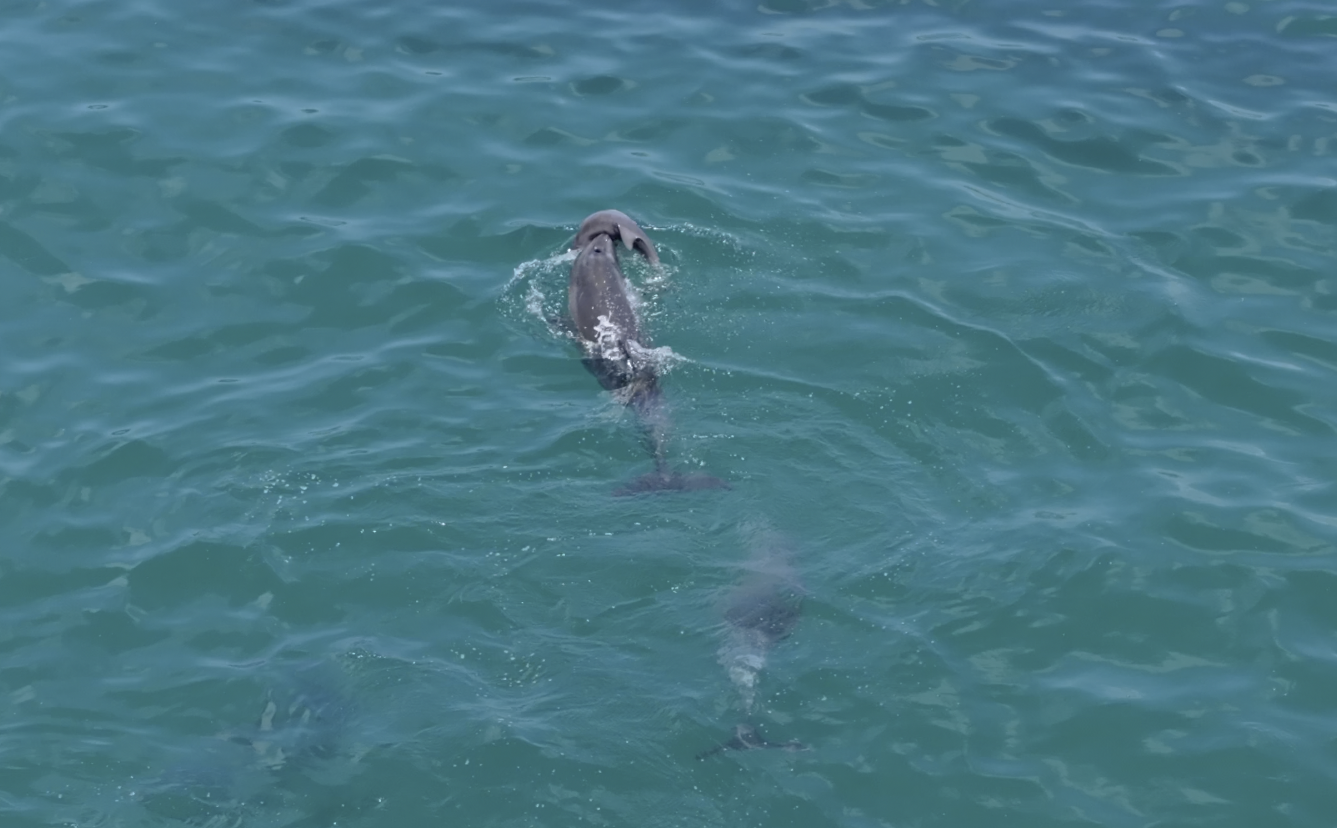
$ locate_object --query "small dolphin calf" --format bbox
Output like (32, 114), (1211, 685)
(571, 209), (659, 266)
(566, 209), (726, 495)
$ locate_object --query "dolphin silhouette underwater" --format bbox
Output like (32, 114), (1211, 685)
(137, 664), (358, 819)
(565, 209), (727, 495)
(697, 536), (808, 759)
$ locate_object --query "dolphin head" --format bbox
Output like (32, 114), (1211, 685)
(572, 210), (660, 265)
(575, 232), (618, 265)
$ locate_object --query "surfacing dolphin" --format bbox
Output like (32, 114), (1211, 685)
(698, 533), (808, 759)
(566, 209), (726, 495)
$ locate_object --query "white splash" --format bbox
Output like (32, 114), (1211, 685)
(591, 314), (629, 362)
(627, 340), (687, 374)
(507, 249), (575, 291)
(718, 631), (769, 714)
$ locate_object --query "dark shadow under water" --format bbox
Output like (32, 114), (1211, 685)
(137, 662), (367, 824)
(698, 530), (807, 759)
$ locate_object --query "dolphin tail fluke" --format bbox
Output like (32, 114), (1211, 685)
(613, 469), (729, 497)
(695, 724), (807, 760)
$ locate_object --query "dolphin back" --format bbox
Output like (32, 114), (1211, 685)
(724, 585), (803, 643)
(568, 232), (643, 350)
(724, 544), (804, 645)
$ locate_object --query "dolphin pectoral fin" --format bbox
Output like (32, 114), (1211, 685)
(613, 469), (729, 497)
(547, 314), (577, 339)
(696, 725), (808, 760)
(581, 356), (631, 391)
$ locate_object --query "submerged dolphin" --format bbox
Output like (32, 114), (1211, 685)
(138, 663), (358, 820)
(698, 536), (808, 759)
(225, 668), (355, 770)
(566, 209), (726, 495)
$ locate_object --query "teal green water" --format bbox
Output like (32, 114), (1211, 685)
(3, 0), (1337, 825)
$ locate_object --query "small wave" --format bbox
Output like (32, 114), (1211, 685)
(501, 249), (575, 341)
(507, 248), (575, 292)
